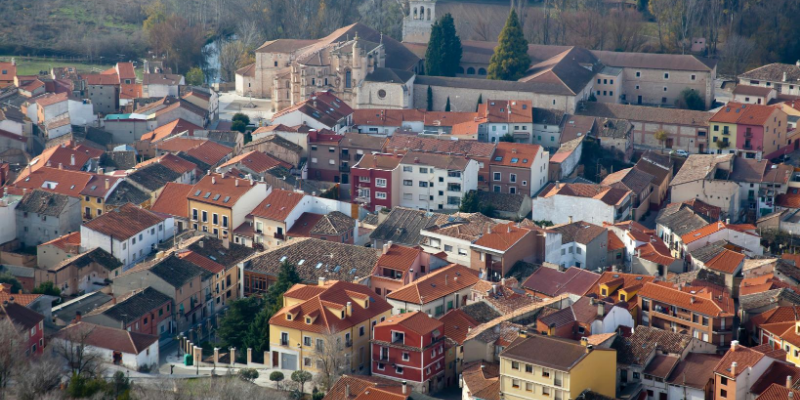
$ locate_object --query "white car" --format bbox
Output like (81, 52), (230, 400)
(670, 149), (690, 157)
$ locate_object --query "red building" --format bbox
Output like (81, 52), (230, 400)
(82, 287), (174, 337)
(0, 301), (45, 356)
(351, 153), (403, 212)
(372, 311), (447, 393)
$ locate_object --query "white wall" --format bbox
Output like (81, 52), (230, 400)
(532, 195), (616, 225)
(81, 217), (174, 270)
(387, 286), (472, 317)
(42, 102), (68, 123)
(667, 385), (705, 400)
(397, 159), (478, 211)
(146, 84), (181, 99)
(530, 147), (549, 196)
(230, 183), (271, 229)
(67, 99), (97, 126)
(592, 306), (634, 334)
(0, 198), (17, 245)
(0, 119), (23, 135)
(47, 124), (72, 140)
(420, 231), (473, 267)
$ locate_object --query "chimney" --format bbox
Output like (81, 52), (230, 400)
(581, 337), (589, 346)
(491, 284), (497, 294)
(556, 181), (561, 189)
(70, 154), (75, 166)
(235, 179), (239, 187)
(382, 243), (390, 254)
(346, 301), (353, 316)
(104, 178), (110, 190)
(74, 311), (82, 322)
(725, 218), (730, 224)
(345, 384), (350, 398)
(402, 381), (407, 395)
(597, 302), (604, 317)
(212, 177), (216, 184)
(585, 344), (593, 354)
(788, 376), (793, 389)
(319, 276), (327, 286)
(445, 274), (449, 286)
(784, 72), (788, 82)
(98, 167), (104, 175)
(501, 277), (506, 286)
(568, 216), (573, 224)
(731, 340), (739, 352)
(58, 163), (63, 170)
(198, 240), (204, 248)
(731, 361), (738, 376)
(223, 238), (230, 249)
(690, 296), (696, 304)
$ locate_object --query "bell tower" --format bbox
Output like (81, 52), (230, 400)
(402, 0), (437, 43)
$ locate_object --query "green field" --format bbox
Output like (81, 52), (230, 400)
(0, 56), (146, 80)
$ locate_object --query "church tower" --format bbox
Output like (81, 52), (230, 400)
(402, 0), (437, 43)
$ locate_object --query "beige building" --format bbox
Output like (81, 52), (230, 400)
(669, 154), (741, 220)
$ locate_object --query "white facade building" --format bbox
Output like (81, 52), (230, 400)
(398, 152), (478, 211)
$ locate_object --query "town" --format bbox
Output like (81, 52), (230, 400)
(0, 0), (799, 399)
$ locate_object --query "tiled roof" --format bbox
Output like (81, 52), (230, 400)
(83, 203), (166, 241)
(56, 321), (158, 355)
(50, 247), (122, 273)
(473, 222), (531, 251)
(549, 221), (606, 245)
(714, 344), (769, 378)
(135, 153), (197, 175)
(104, 181), (150, 207)
(128, 163), (181, 192)
(523, 267), (601, 297)
(272, 91), (353, 128)
(400, 151), (471, 171)
(40, 231), (80, 251)
(638, 282), (734, 317)
(460, 301), (502, 324)
(370, 207), (450, 246)
(324, 374), (407, 400)
(634, 151), (674, 186)
(270, 280), (393, 333)
(755, 384), (800, 400)
(711, 103), (779, 126)
(422, 212), (497, 241)
(636, 240), (676, 266)
(501, 334), (610, 371)
(120, 253), (208, 288)
(490, 142), (541, 168)
(0, 301), (43, 330)
(373, 244), (421, 273)
(219, 151), (290, 173)
(35, 92), (68, 107)
(384, 134), (496, 158)
(250, 189), (304, 221)
(155, 136), (206, 153)
(84, 74), (120, 85)
(704, 248), (746, 274)
(190, 173), (261, 208)
(461, 362), (500, 400)
(587, 272), (655, 309)
(378, 311), (444, 339)
(670, 154), (734, 186)
(579, 102), (712, 127)
(740, 288), (800, 313)
(681, 221), (757, 245)
(438, 309), (479, 345)
(540, 182), (631, 206)
(244, 238), (379, 283)
(16, 189), (73, 216)
(612, 326), (697, 366)
(140, 119), (202, 142)
(176, 250), (225, 274)
(387, 264), (480, 304)
(184, 235), (255, 268)
(643, 354), (680, 378)
(656, 203), (716, 236)
(749, 360), (800, 395)
(84, 287), (171, 322)
(601, 167), (655, 195)
(666, 353), (723, 389)
(607, 232), (625, 251)
(150, 182), (192, 218)
(185, 141), (232, 166)
(143, 73), (183, 86)
(740, 63), (800, 82)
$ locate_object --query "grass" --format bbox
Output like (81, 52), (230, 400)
(0, 56), (113, 76)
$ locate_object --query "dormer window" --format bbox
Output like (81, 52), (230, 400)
(341, 310), (345, 319)
(287, 314), (293, 321)
(306, 317), (312, 324)
(601, 288), (607, 296)
(620, 294), (626, 301)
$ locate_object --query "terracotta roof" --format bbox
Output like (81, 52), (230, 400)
(373, 244), (421, 274)
(119, 83), (142, 100)
(35, 92), (68, 107)
(777, 193), (800, 209)
(56, 321), (158, 355)
(219, 150), (290, 172)
(473, 222), (531, 251)
(189, 173), (260, 208)
(40, 231), (81, 251)
(387, 264), (480, 304)
(438, 309), (479, 345)
(657, 203), (717, 236)
(750, 360), (800, 395)
(272, 91), (353, 128)
(541, 182), (631, 206)
(83, 287), (171, 323)
(136, 153), (197, 175)
(400, 151), (471, 171)
(580, 102), (712, 127)
(478, 100), (533, 123)
(0, 302), (43, 330)
(378, 311), (444, 339)
(681, 221), (758, 245)
(249, 189), (303, 221)
(185, 141), (232, 166)
(235, 63), (255, 77)
(733, 85), (775, 97)
(141, 119), (202, 142)
(324, 374), (407, 400)
(714, 344), (770, 378)
(461, 362), (500, 400)
(84, 74), (120, 86)
(523, 267), (601, 297)
(704, 248), (746, 274)
(755, 384), (800, 400)
(384, 134), (496, 158)
(270, 280), (393, 333)
(666, 353), (724, 389)
(155, 137), (206, 153)
(176, 250), (225, 274)
(83, 203), (166, 241)
(353, 108), (426, 127)
(501, 334), (611, 371)
(601, 167), (656, 195)
(490, 142), (542, 168)
(142, 73), (183, 86)
(711, 103), (780, 126)
(644, 354), (680, 378)
(607, 231), (625, 251)
(352, 153), (403, 170)
(549, 221), (606, 245)
(638, 282), (734, 317)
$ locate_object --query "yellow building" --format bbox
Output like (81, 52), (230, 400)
(268, 279), (393, 373)
(187, 173), (269, 239)
(499, 332), (617, 400)
(775, 321), (800, 367)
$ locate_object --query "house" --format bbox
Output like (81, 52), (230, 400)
(178, 235), (255, 308)
(248, 189), (305, 248)
(601, 167), (655, 221)
(0, 301), (45, 357)
(306, 130), (344, 182)
(438, 309), (480, 386)
(461, 361), (500, 400)
(693, 247), (747, 296)
(548, 136), (585, 180)
(680, 220), (762, 257)
(386, 264), (480, 317)
(419, 212), (497, 268)
(477, 191), (532, 221)
(111, 254), (209, 332)
(0, 60), (17, 88)
(499, 333), (617, 400)
(15, 189), (82, 247)
(181, 88), (219, 122)
(740, 289), (800, 326)
(134, 153), (198, 185)
(596, 117), (634, 162)
(370, 207), (449, 248)
(631, 238), (682, 278)
(82, 287), (173, 338)
(638, 282), (736, 345)
(271, 91), (354, 133)
(285, 211), (357, 244)
(351, 153), (404, 212)
(522, 267), (601, 299)
(470, 221), (537, 280)
(142, 73), (185, 98)
(476, 100), (535, 143)
(267, 280), (393, 372)
(370, 243), (448, 299)
(54, 322), (159, 370)
(188, 173), (269, 239)
(536, 296), (633, 340)
(532, 182), (633, 225)
(337, 132), (388, 184)
(241, 238), (380, 296)
(586, 272), (656, 323)
(37, 247), (123, 296)
(738, 63), (800, 97)
(462, 320), (524, 364)
(633, 151), (674, 208)
(81, 203), (174, 269)
(548, 220), (608, 271)
(372, 311), (446, 393)
(135, 119), (203, 158)
(489, 142), (549, 197)
(709, 103), (787, 160)
(150, 182), (193, 232)
(656, 199), (720, 258)
(37, 231), (81, 270)
(217, 151), (291, 178)
(323, 374), (410, 400)
(670, 154), (744, 219)
(732, 85), (776, 105)
(666, 353), (725, 400)
(397, 151), (478, 211)
(712, 342), (782, 400)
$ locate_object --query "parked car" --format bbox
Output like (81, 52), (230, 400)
(670, 149), (690, 157)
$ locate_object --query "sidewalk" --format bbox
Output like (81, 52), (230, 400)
(159, 350), (306, 389)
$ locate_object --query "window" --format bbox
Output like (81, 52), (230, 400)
(720, 389), (727, 398)
(212, 213), (219, 225)
(512, 379), (520, 389)
(636, 71), (641, 77)
(402, 352), (410, 361)
(376, 178), (387, 188)
(510, 174), (516, 183)
(525, 364), (533, 373)
(542, 369), (551, 378)
(419, 181), (428, 188)
(403, 166), (412, 172)
(493, 172), (501, 181)
(395, 366), (404, 374)
(512, 361), (520, 370)
(303, 336), (312, 346)
(691, 74), (696, 80)
(376, 192), (387, 200)
(202, 211), (208, 223)
(527, 383), (534, 392)
(444, 245), (453, 252)
(543, 387), (551, 396)
(403, 180), (412, 186)
(720, 377), (728, 385)
(664, 72), (669, 79)
(222, 216), (228, 228)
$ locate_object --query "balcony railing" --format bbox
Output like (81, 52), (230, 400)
(280, 339), (289, 346)
(340, 153), (351, 161)
(345, 339), (353, 348)
(339, 165), (350, 172)
(744, 132), (753, 138)
(274, 232), (285, 240)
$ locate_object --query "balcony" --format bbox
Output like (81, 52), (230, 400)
(340, 152), (351, 161)
(379, 354), (389, 361)
(743, 144), (753, 150)
(281, 339), (289, 346)
(274, 232), (285, 240)
(339, 165), (350, 172)
(744, 131), (754, 139)
(345, 339), (353, 348)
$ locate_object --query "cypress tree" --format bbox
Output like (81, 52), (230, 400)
(476, 94), (483, 111)
(445, 96), (451, 112)
(424, 13), (462, 77)
(487, 9), (531, 81)
(427, 86), (433, 111)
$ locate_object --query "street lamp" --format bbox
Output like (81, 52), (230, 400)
(297, 343), (303, 372)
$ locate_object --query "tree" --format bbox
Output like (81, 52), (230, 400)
(424, 13), (462, 77)
(675, 88), (704, 110)
(233, 113), (251, 125)
(231, 120), (247, 133)
(499, 133), (515, 142)
(716, 140), (730, 152)
(476, 94), (483, 111)
(0, 274), (22, 295)
(219, 40), (247, 83)
(654, 130), (669, 152)
(32, 281), (60, 299)
(445, 97), (451, 112)
(719, 35), (756, 76)
(14, 354), (63, 400)
(265, 260), (302, 306)
(186, 67), (205, 86)
(270, 371), (285, 390)
(242, 305), (274, 363)
(146, 15), (206, 73)
(53, 324), (104, 377)
(238, 368), (259, 383)
(291, 370), (313, 393)
(0, 320), (24, 400)
(358, 0), (404, 40)
(459, 190), (479, 213)
(315, 328), (348, 390)
(217, 296), (262, 350)
(426, 86), (434, 111)
(488, 9), (531, 81)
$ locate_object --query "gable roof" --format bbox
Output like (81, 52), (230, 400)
(549, 221), (606, 245)
(387, 264), (480, 304)
(16, 189), (73, 217)
(150, 182), (192, 218)
(140, 119), (202, 142)
(714, 344), (772, 378)
(638, 282), (735, 317)
(438, 309), (479, 345)
(377, 311), (444, 338)
(189, 173), (260, 208)
(83, 203), (166, 241)
(128, 163), (181, 192)
(502, 334), (609, 371)
(250, 189), (304, 221)
(666, 353), (724, 389)
(56, 321), (158, 355)
(84, 287), (171, 322)
(540, 182), (631, 206)
(370, 207), (450, 246)
(523, 267), (601, 297)
(601, 167), (655, 195)
(612, 325), (698, 366)
(219, 150), (291, 173)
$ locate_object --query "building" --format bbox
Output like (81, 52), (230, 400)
(351, 153), (404, 212)
(732, 85), (776, 105)
(0, 301), (45, 356)
(712, 342), (779, 400)
(271, 91), (353, 133)
(679, 220), (762, 257)
(461, 362), (500, 400)
(371, 311), (446, 393)
(286, 211), (357, 244)
(498, 333), (617, 400)
(369, 207), (449, 248)
(386, 264), (480, 317)
(36, 231), (81, 270)
(150, 182), (193, 232)
(522, 267), (601, 299)
(81, 203), (174, 269)
(489, 142), (549, 197)
(638, 282), (735, 345)
(142, 73), (185, 98)
(532, 182), (633, 225)
(15, 189), (82, 247)
(586, 272), (655, 323)
(397, 152), (478, 211)
(670, 154), (745, 219)
(470, 222), (537, 280)
(709, 103), (788, 159)
(39, 247), (123, 296)
(601, 167), (655, 221)
(370, 243), (449, 299)
(82, 287), (173, 338)
(634, 151), (674, 208)
(267, 280), (393, 372)
(323, 375), (410, 400)
(548, 221), (608, 271)
(419, 212), (497, 268)
(188, 173), (269, 239)
(536, 296), (633, 340)
(738, 63), (800, 97)
(656, 199), (719, 258)
(54, 321), (159, 370)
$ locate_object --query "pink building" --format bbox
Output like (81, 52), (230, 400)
(351, 153), (403, 212)
(371, 243), (447, 298)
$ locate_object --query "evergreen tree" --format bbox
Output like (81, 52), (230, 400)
(427, 86), (433, 111)
(445, 96), (451, 112)
(459, 191), (479, 213)
(487, 9), (531, 81)
(242, 305), (274, 363)
(424, 13), (462, 77)
(264, 260), (303, 305)
(217, 296), (262, 350)
(476, 94), (483, 111)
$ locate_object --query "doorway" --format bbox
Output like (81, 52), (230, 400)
(637, 95), (642, 105)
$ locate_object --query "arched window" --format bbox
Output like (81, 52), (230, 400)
(427, 10), (431, 20)
(420, 7), (425, 19)
(413, 8), (418, 19)
(345, 70), (352, 88)
(467, 67), (476, 75)
(457, 67), (465, 74)
(478, 68), (487, 76)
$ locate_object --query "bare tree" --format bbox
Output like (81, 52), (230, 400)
(719, 34), (756, 76)
(607, 10), (647, 52)
(52, 324), (104, 377)
(315, 327), (348, 390)
(134, 377), (288, 400)
(219, 40), (246, 83)
(14, 353), (65, 400)
(0, 320), (25, 400)
(704, 0), (725, 56)
(237, 20), (265, 53)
